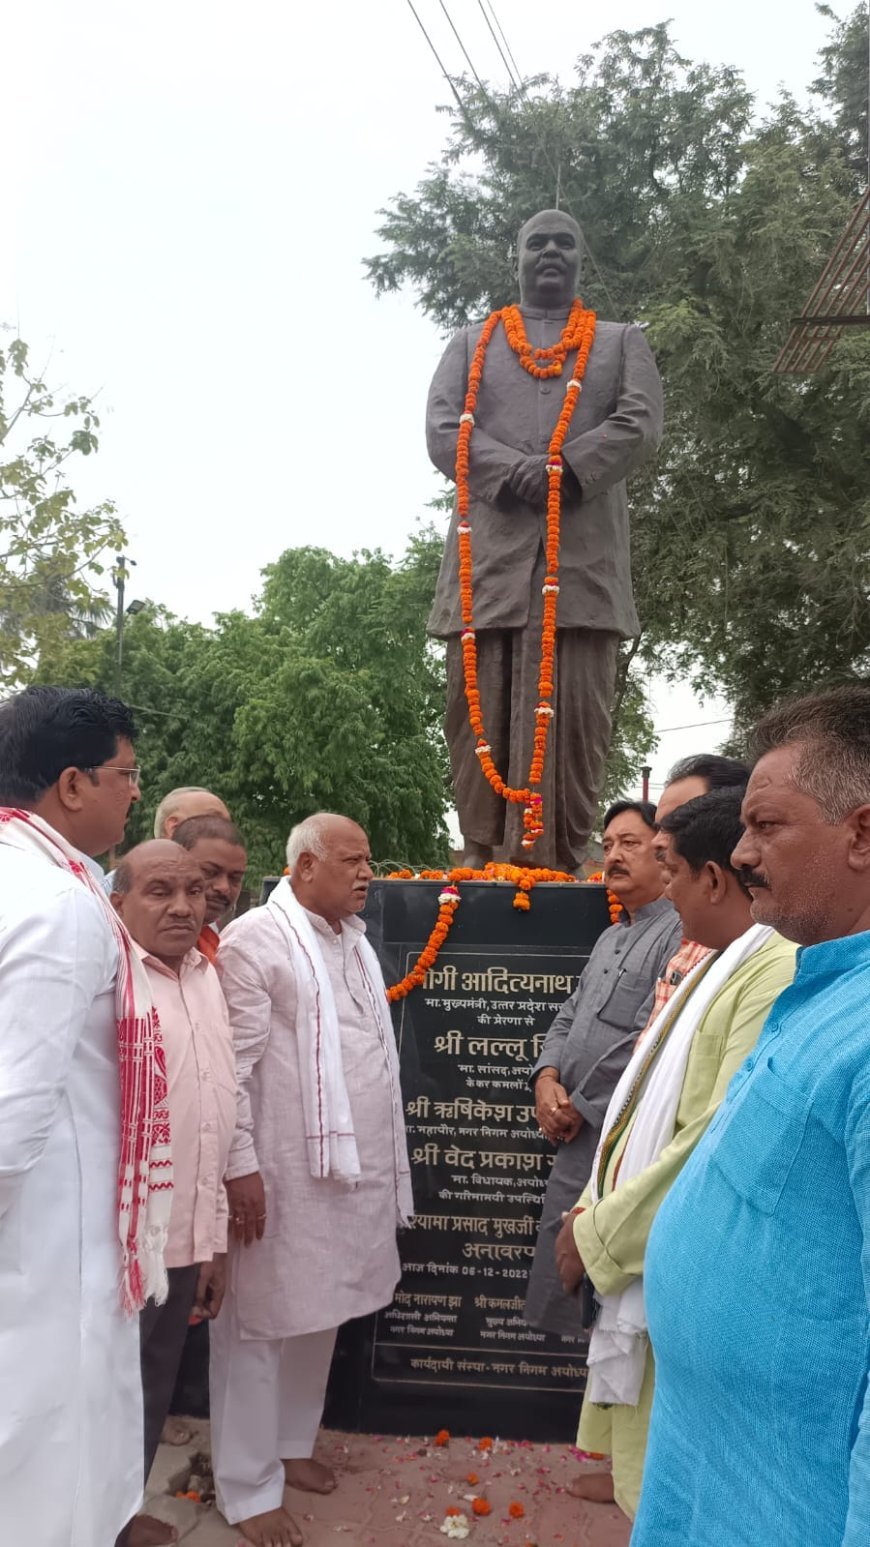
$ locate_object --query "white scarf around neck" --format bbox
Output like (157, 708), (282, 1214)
(267, 878), (414, 1225)
(585, 922), (773, 1405)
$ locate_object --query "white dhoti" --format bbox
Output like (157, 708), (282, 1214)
(210, 1298), (337, 1523)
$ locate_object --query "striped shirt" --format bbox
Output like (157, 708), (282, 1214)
(645, 937), (712, 1030)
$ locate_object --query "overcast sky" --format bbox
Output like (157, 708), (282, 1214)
(1, 0), (834, 795)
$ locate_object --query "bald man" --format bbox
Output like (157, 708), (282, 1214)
(101, 786), (229, 897)
(153, 786), (229, 839)
(426, 208), (663, 870)
(210, 813), (412, 1547)
(112, 842), (237, 1547)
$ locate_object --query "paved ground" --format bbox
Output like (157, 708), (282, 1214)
(144, 1421), (630, 1547)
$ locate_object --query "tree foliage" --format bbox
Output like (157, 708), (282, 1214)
(0, 334), (125, 688)
(33, 534), (451, 878)
(366, 9), (870, 729)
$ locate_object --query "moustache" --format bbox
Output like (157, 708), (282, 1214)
(737, 867), (769, 891)
(606, 866), (629, 879)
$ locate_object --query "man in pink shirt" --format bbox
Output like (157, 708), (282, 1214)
(111, 840), (240, 1547)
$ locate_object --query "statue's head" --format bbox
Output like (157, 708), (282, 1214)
(517, 209), (582, 309)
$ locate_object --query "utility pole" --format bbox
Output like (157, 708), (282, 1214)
(112, 554), (135, 698)
(641, 764), (652, 803)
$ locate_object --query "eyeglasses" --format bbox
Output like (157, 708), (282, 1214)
(85, 765), (142, 788)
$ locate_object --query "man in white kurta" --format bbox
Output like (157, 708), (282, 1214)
(0, 685), (146, 1547)
(211, 812), (411, 1547)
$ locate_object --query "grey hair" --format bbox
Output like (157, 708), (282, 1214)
(285, 812), (343, 872)
(153, 786), (213, 838)
(750, 684), (870, 823)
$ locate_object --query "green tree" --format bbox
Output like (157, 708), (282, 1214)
(33, 534), (451, 877)
(814, 2), (870, 179)
(0, 333), (125, 688)
(366, 10), (870, 733)
(600, 653), (658, 808)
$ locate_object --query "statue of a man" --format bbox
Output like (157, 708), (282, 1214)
(426, 209), (663, 871)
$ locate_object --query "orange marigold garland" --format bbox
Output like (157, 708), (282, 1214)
(456, 299), (597, 854)
(387, 886), (461, 1003)
(384, 867), (617, 999)
(585, 871), (625, 924)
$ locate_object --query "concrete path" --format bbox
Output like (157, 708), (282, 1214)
(143, 1421), (631, 1547)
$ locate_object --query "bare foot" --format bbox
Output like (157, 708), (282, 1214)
(238, 1507), (303, 1547)
(127, 1515), (179, 1546)
(567, 1469), (615, 1503)
(282, 1457), (337, 1493)
(160, 1416), (194, 1446)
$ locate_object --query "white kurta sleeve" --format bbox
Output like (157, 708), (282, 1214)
(217, 929), (275, 1182)
(0, 886), (111, 1220)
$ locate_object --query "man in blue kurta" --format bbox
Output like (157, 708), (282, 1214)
(632, 684), (870, 1547)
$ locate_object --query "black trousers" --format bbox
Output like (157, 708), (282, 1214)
(115, 1264), (200, 1546)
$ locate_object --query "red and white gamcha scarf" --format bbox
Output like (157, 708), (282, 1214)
(0, 808), (173, 1312)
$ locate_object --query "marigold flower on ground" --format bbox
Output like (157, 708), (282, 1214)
(509, 1501), (526, 1518)
(445, 1505), (463, 1515)
(472, 1497), (492, 1515)
(434, 1428), (451, 1447)
(478, 1436), (493, 1451)
(466, 1471), (479, 1484)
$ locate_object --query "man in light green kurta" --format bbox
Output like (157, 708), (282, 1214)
(555, 788), (797, 1519)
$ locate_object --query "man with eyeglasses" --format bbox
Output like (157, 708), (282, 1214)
(0, 685), (162, 1547)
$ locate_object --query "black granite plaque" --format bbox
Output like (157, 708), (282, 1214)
(323, 877), (610, 1442)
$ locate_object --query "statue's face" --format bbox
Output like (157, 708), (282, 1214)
(518, 213), (581, 309)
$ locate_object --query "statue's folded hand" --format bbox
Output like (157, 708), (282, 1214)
(506, 455), (548, 507)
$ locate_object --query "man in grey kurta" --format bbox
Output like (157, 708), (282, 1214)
(524, 801), (681, 1336)
(426, 209), (663, 870)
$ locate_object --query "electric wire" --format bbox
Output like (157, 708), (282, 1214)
(436, 0), (489, 95)
(401, 0), (480, 129)
(475, 0), (521, 89)
(481, 0), (524, 86)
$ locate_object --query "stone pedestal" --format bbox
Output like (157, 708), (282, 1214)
(323, 877), (610, 1442)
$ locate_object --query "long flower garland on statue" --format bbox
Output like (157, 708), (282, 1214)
(456, 299), (597, 852)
